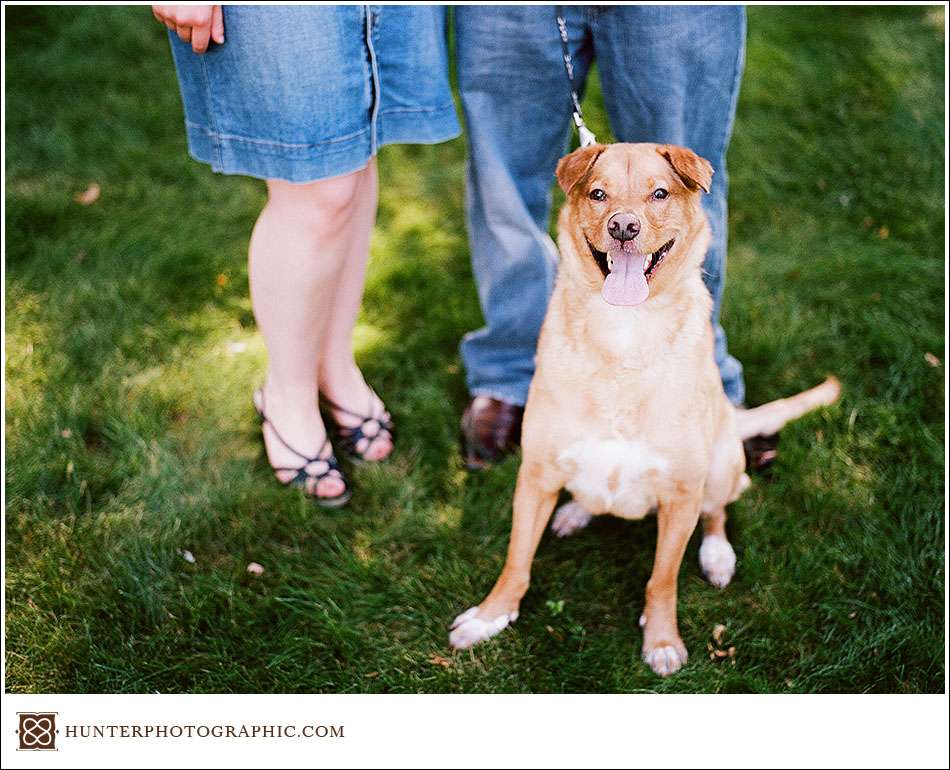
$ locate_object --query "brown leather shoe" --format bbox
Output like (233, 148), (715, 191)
(743, 433), (780, 475)
(460, 396), (524, 471)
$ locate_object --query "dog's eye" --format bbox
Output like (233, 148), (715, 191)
(589, 188), (607, 202)
(652, 188), (669, 200)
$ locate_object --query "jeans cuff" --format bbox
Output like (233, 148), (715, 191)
(723, 381), (745, 407)
(469, 388), (526, 408)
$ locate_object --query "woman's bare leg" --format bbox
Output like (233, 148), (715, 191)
(318, 159), (393, 461)
(248, 167), (370, 497)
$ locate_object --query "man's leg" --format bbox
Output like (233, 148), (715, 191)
(455, 5), (593, 407)
(455, 6), (594, 467)
(592, 5), (747, 404)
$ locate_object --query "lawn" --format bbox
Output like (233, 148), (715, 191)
(4, 5), (945, 694)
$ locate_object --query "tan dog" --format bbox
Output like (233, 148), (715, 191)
(449, 142), (840, 676)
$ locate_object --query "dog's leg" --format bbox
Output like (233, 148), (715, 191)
(698, 507), (736, 588)
(551, 499), (593, 538)
(640, 491), (702, 677)
(700, 427), (745, 589)
(450, 464), (558, 650)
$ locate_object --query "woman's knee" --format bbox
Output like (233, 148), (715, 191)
(266, 167), (365, 226)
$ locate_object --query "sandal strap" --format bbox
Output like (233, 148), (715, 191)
(273, 450), (346, 492)
(320, 389), (389, 424)
(254, 389), (333, 464)
(336, 415), (394, 438)
(281, 461), (343, 489)
(271, 451), (341, 476)
(337, 421), (393, 454)
(253, 389), (350, 503)
(320, 390), (393, 459)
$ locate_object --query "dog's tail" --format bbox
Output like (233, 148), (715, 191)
(734, 376), (841, 440)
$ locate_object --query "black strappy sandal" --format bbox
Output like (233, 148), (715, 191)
(319, 389), (394, 464)
(253, 389), (352, 508)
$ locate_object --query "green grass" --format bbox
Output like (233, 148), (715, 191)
(4, 6), (945, 694)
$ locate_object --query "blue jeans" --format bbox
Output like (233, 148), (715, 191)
(456, 5), (746, 405)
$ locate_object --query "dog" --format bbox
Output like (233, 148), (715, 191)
(449, 142), (840, 676)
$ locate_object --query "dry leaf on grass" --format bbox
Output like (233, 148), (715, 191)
(712, 624), (726, 645)
(709, 624), (735, 663)
(924, 352), (940, 368)
(74, 183), (101, 205)
(428, 655), (451, 668)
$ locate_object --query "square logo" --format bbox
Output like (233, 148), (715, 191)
(17, 713), (57, 751)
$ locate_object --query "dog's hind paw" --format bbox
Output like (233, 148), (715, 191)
(699, 535), (736, 588)
(448, 606), (517, 650)
(643, 642), (688, 678)
(551, 501), (593, 538)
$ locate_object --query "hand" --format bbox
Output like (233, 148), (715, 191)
(152, 5), (224, 54)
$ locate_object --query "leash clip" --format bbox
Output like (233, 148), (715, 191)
(574, 112), (597, 148)
(559, 8), (597, 148)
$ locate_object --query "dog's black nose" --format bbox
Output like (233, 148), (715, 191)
(607, 213), (640, 242)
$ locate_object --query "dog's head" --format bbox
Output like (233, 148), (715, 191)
(556, 142), (712, 307)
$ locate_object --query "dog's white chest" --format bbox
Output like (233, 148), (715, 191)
(557, 438), (670, 518)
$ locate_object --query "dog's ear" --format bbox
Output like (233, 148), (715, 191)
(556, 144), (606, 195)
(657, 145), (713, 193)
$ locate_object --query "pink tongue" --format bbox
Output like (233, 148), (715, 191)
(602, 247), (649, 306)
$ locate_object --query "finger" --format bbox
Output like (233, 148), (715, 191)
(191, 21), (211, 53)
(176, 23), (192, 43)
(211, 5), (225, 44)
(153, 6), (174, 27)
(151, 5), (166, 22)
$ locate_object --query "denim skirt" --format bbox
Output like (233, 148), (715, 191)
(169, 5), (460, 182)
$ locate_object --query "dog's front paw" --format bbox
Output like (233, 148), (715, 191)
(642, 639), (688, 677)
(699, 535), (736, 588)
(551, 501), (593, 537)
(641, 614), (688, 677)
(449, 606), (518, 650)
